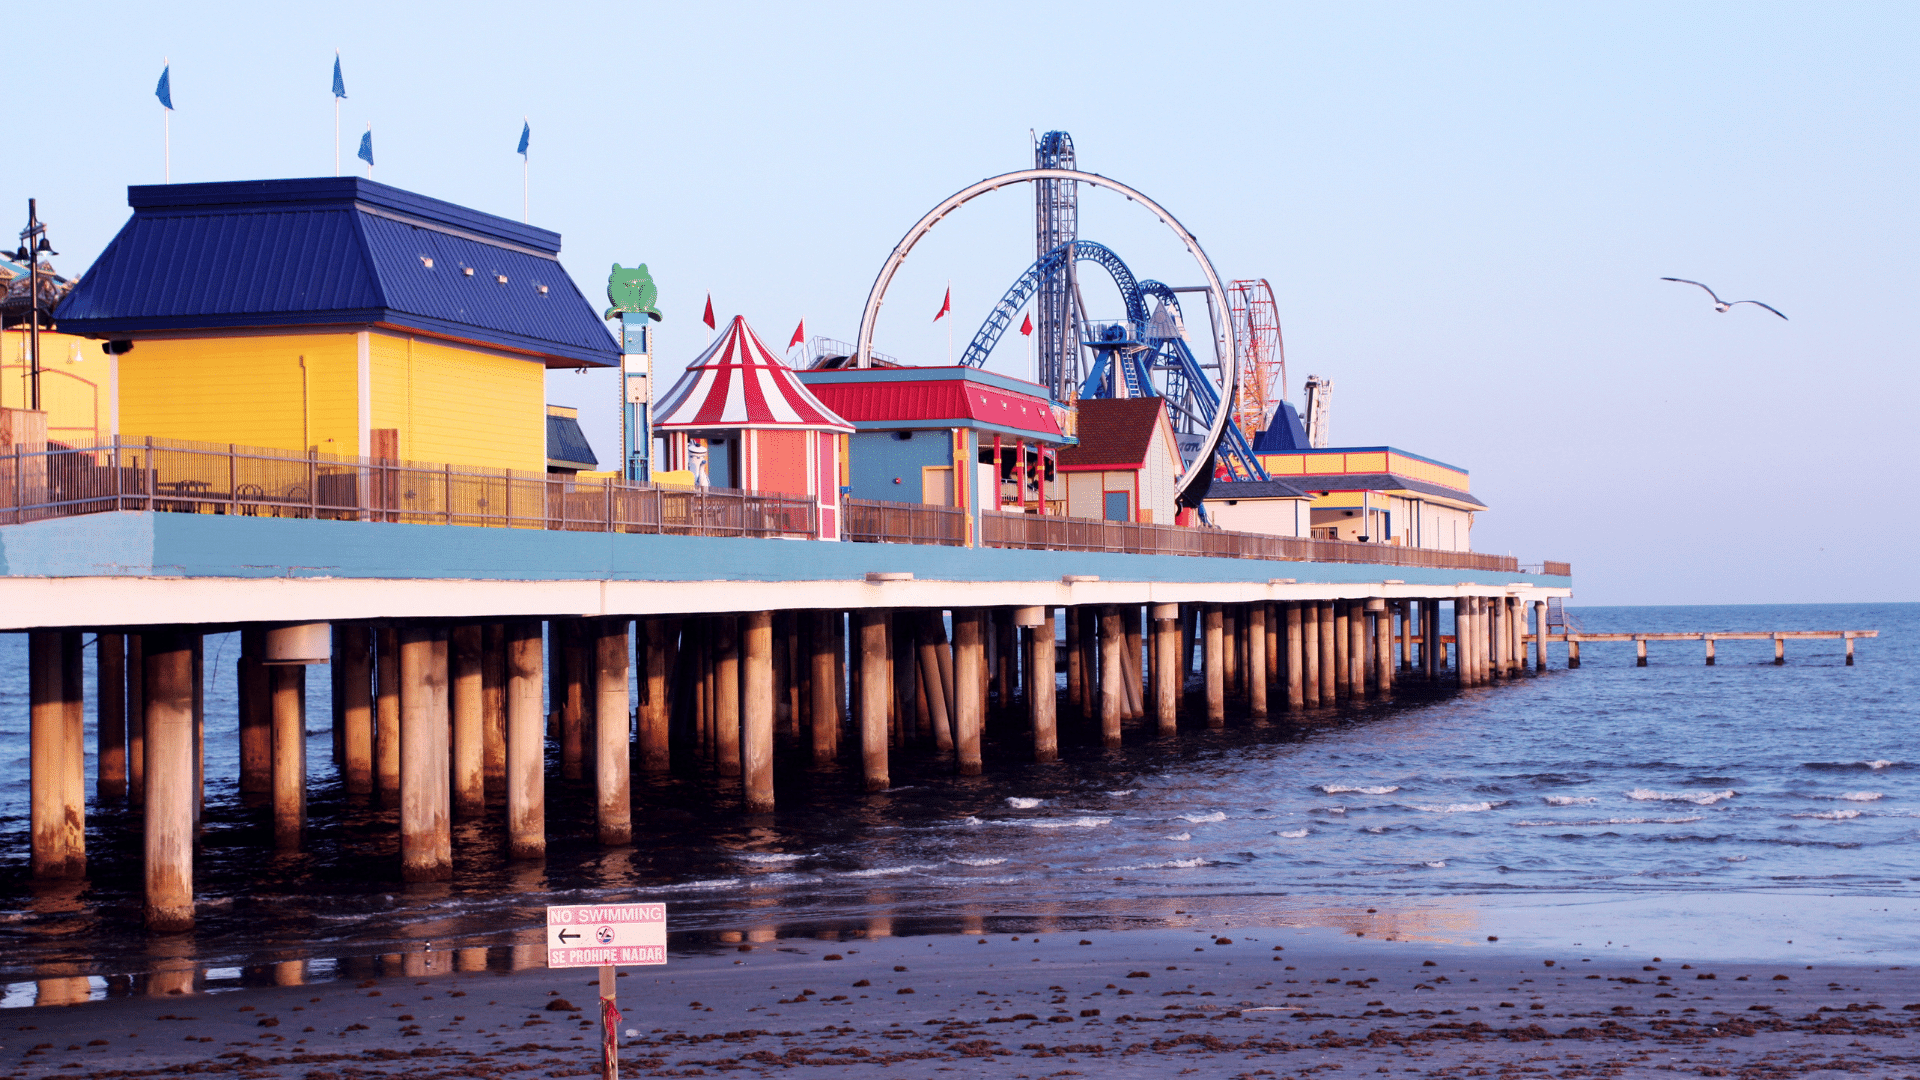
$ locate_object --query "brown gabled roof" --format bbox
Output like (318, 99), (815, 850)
(1057, 397), (1170, 470)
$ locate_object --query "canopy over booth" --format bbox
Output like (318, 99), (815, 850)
(655, 315), (854, 539)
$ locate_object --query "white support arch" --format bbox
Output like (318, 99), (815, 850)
(853, 168), (1239, 501)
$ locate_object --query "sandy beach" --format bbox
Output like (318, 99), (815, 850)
(4, 923), (1915, 1079)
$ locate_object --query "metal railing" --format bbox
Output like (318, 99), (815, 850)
(981, 511), (1524, 573)
(844, 498), (968, 546)
(0, 437), (816, 539)
(0, 437), (1561, 576)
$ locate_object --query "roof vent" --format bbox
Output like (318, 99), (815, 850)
(462, 265), (474, 277)
(536, 284), (549, 295)
(419, 256), (434, 269)
(495, 273), (509, 285)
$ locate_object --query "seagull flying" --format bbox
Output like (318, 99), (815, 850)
(1660, 278), (1788, 320)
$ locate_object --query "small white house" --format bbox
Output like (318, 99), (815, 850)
(1202, 479), (1315, 536)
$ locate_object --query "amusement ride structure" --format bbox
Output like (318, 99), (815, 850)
(836, 131), (1295, 508)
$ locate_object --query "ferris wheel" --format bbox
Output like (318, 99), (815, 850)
(849, 159), (1251, 504)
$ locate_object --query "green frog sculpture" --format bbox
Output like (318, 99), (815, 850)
(605, 263), (663, 322)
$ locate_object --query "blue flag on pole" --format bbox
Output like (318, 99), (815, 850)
(357, 128), (374, 168)
(517, 120), (530, 157)
(155, 64), (173, 110)
(332, 54), (347, 99)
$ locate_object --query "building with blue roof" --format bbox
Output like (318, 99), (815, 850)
(53, 178), (617, 472)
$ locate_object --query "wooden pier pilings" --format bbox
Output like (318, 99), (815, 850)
(15, 575), (1878, 935)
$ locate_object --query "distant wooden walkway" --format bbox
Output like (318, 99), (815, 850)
(1530, 630), (1877, 666)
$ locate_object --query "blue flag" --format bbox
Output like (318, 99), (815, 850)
(155, 64), (173, 110)
(332, 54), (346, 99)
(357, 128), (374, 168)
(517, 120), (530, 157)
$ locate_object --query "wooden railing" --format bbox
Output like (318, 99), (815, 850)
(0, 437), (1563, 576)
(844, 498), (968, 546)
(981, 511), (1523, 573)
(0, 437), (816, 539)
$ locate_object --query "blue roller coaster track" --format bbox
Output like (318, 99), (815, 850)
(960, 241), (1269, 484)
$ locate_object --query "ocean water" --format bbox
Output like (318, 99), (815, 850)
(0, 601), (1909, 983)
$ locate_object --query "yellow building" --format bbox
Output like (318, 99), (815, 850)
(52, 178), (617, 472)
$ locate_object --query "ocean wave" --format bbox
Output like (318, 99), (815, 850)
(1626, 788), (1736, 805)
(1320, 784), (1400, 795)
(1837, 792), (1883, 802)
(1423, 861), (1447, 868)
(1545, 796), (1597, 806)
(842, 864), (939, 877)
(1107, 790), (1136, 796)
(1408, 801), (1503, 813)
(1081, 858), (1210, 873)
(1177, 811), (1227, 823)
(1512, 816), (1704, 826)
(1723, 855), (1748, 862)
(1006, 797), (1045, 809)
(1804, 760), (1899, 771)
(734, 853), (806, 864)
(951, 857), (1008, 866)
(1166, 832), (1192, 841)
(1792, 809), (1862, 821)
(1277, 828), (1310, 838)
(963, 815), (1113, 829)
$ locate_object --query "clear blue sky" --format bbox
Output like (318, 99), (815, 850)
(9, 2), (1913, 605)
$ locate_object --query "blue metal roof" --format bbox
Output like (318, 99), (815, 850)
(54, 177), (617, 367)
(1251, 401), (1311, 452)
(546, 411), (599, 470)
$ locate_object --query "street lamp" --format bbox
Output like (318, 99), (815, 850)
(16, 199), (57, 411)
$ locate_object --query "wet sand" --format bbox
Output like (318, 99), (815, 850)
(4, 926), (1916, 1078)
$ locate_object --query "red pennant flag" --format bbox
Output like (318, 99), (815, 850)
(702, 295), (716, 329)
(1019, 312), (1033, 336)
(933, 287), (950, 322)
(788, 319), (805, 349)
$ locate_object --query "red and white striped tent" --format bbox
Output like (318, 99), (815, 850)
(655, 315), (853, 539)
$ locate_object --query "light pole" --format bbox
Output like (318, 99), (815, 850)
(14, 200), (58, 412)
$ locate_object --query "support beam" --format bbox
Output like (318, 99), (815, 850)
(742, 611), (777, 808)
(375, 628), (401, 799)
(481, 623), (508, 787)
(596, 618), (633, 844)
(339, 625), (374, 795)
(1371, 598), (1392, 697)
(1033, 608), (1060, 758)
(1302, 602), (1320, 706)
(127, 635), (145, 807)
(1099, 605), (1124, 748)
(1318, 601), (1337, 707)
(560, 620), (588, 781)
(952, 608), (985, 774)
(238, 628), (270, 794)
(29, 631), (84, 880)
(450, 625), (485, 820)
(1705, 636), (1716, 666)
(505, 621), (545, 860)
(638, 618), (674, 773)
(1122, 608), (1145, 721)
(142, 632), (195, 931)
(811, 611), (840, 764)
(1285, 602), (1305, 712)
(1347, 603), (1366, 703)
(97, 633), (127, 800)
(267, 658), (306, 851)
(917, 610), (954, 753)
(856, 609), (890, 792)
(399, 627), (451, 882)
(1248, 603), (1268, 723)
(1774, 634), (1785, 666)
(1202, 604), (1225, 727)
(1152, 603), (1179, 735)
(713, 615), (741, 777)
(1534, 601), (1549, 672)
(1636, 636), (1647, 667)
(1424, 601), (1439, 682)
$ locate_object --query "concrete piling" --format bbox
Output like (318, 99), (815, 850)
(504, 620), (545, 860)
(595, 618), (633, 844)
(450, 625), (486, 820)
(638, 618), (674, 773)
(338, 625), (374, 795)
(1099, 605), (1124, 747)
(29, 631), (84, 880)
(1285, 602), (1306, 711)
(97, 633), (127, 799)
(399, 627), (452, 882)
(127, 634), (145, 806)
(481, 623), (508, 787)
(952, 608), (985, 775)
(812, 611), (841, 764)
(1202, 604), (1225, 728)
(916, 610), (954, 753)
(375, 628), (401, 799)
(713, 615), (741, 778)
(1318, 601), (1337, 706)
(238, 628), (270, 794)
(142, 632), (195, 931)
(267, 660), (306, 851)
(1371, 598), (1392, 696)
(856, 609), (889, 793)
(1151, 603), (1180, 734)
(1026, 607), (1059, 758)
(1248, 602), (1269, 722)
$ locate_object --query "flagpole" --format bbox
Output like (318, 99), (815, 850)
(522, 115), (529, 224)
(162, 56), (170, 184)
(334, 97), (340, 176)
(946, 279), (953, 366)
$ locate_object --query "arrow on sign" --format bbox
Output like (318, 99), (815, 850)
(557, 929), (581, 943)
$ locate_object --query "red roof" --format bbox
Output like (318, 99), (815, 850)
(803, 370), (1064, 441)
(655, 316), (853, 433)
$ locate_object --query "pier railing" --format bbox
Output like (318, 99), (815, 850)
(0, 437), (1550, 575)
(980, 511), (1524, 573)
(0, 437), (817, 539)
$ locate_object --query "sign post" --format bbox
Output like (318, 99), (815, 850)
(548, 902), (667, 1080)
